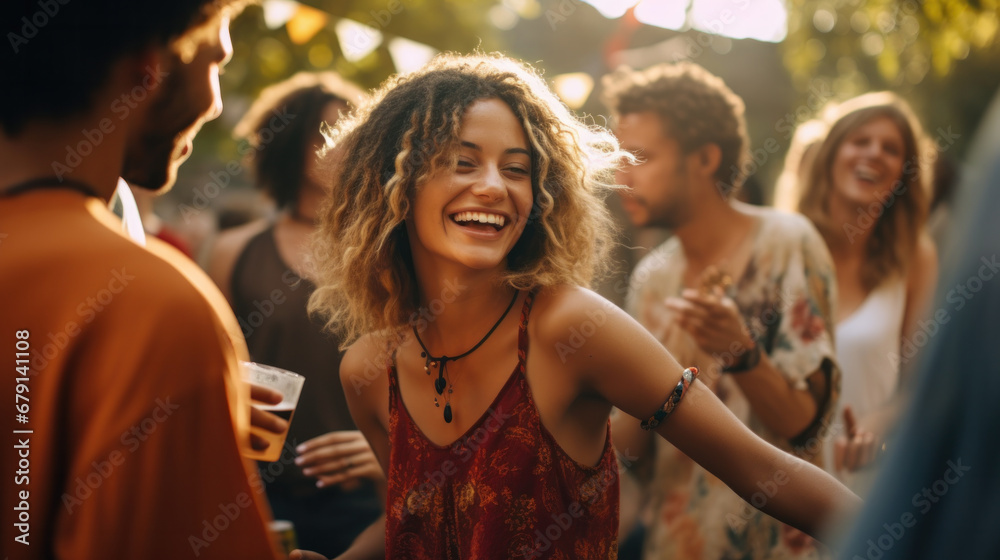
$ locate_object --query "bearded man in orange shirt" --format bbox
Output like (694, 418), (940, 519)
(1, 1), (287, 558)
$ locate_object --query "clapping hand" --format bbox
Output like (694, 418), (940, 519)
(665, 288), (753, 356)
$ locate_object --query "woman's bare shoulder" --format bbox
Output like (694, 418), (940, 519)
(529, 284), (630, 358)
(341, 332), (393, 405)
(531, 285), (614, 331)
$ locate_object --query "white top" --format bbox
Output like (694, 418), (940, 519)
(827, 275), (906, 494)
(836, 276), (906, 422)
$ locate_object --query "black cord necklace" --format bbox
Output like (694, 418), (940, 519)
(412, 289), (520, 423)
(1, 176), (101, 198)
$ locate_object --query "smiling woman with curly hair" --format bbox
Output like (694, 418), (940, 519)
(300, 53), (859, 560)
(309, 54), (621, 345)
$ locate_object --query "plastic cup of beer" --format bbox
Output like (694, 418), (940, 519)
(242, 361), (304, 462)
(269, 519), (298, 555)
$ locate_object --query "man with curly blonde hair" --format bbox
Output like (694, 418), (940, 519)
(604, 62), (842, 560)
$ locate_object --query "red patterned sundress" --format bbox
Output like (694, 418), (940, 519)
(385, 291), (620, 559)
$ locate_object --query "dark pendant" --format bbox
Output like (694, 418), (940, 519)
(435, 376), (447, 394)
(443, 403), (453, 423)
(420, 351), (426, 358)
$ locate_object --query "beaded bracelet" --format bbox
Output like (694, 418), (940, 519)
(640, 367), (699, 431)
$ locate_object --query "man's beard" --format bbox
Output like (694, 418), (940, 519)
(120, 129), (184, 193)
(120, 68), (204, 193)
(648, 175), (693, 230)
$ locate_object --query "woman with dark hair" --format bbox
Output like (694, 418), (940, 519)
(787, 92), (938, 492)
(294, 53), (859, 559)
(207, 72), (382, 556)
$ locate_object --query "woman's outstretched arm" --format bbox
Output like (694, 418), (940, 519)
(547, 286), (861, 539)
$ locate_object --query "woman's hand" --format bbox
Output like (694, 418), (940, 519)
(289, 550), (328, 560)
(248, 382), (288, 452)
(295, 430), (383, 489)
(834, 405), (881, 472)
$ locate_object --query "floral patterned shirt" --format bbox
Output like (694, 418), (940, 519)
(626, 205), (840, 560)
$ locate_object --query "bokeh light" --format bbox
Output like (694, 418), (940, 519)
(552, 72), (595, 109)
(388, 37), (438, 74)
(334, 19), (383, 63)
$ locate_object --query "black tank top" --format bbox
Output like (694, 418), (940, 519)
(231, 226), (355, 486)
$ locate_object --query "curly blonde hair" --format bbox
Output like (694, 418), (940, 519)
(308, 53), (627, 346)
(795, 92), (932, 291)
(601, 62), (749, 198)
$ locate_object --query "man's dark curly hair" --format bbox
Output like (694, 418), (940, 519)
(0, 0), (247, 136)
(602, 62), (750, 198)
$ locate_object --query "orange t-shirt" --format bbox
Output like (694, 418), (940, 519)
(0, 191), (281, 559)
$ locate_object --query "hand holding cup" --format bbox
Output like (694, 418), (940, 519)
(248, 382), (288, 452)
(242, 361), (305, 461)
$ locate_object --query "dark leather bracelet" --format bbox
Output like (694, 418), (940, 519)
(723, 342), (761, 374)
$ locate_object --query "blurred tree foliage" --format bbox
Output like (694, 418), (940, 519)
(226, 0), (505, 95)
(169, 0), (506, 225)
(785, 0), (998, 85)
(783, 0), (1000, 156)
(168, 0), (999, 232)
